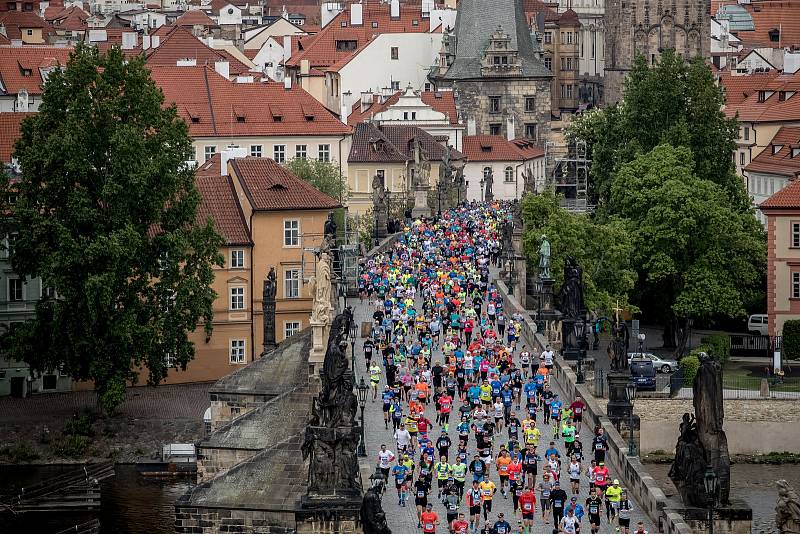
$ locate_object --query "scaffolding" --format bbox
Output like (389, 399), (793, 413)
(299, 218), (361, 296)
(544, 139), (591, 213)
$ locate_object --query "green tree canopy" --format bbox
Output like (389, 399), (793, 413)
(610, 144), (765, 350)
(286, 157), (348, 204)
(3, 46), (223, 412)
(522, 190), (637, 315)
(568, 51), (745, 209)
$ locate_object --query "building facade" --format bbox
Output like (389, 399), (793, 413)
(433, 0), (552, 142)
(604, 0), (710, 104)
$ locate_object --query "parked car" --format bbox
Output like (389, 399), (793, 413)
(627, 352), (678, 373)
(629, 359), (657, 391)
(747, 314), (768, 336)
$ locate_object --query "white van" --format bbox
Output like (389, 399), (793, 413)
(747, 314), (768, 336)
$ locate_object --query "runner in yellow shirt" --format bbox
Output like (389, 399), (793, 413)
(478, 479), (497, 522)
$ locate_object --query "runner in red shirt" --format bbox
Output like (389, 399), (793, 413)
(420, 503), (440, 533)
(437, 392), (453, 429)
(568, 395), (587, 434)
(450, 513), (469, 534)
(519, 487), (537, 530)
(593, 462), (610, 494)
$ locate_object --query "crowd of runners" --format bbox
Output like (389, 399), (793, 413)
(357, 203), (648, 534)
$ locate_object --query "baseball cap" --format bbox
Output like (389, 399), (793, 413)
(614, 479), (620, 485)
(426, 503), (433, 509)
(571, 496), (577, 502)
(553, 480), (560, 486)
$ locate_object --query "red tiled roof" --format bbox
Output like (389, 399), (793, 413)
(149, 64), (351, 138)
(348, 122), (409, 163)
(0, 45), (72, 95)
(175, 9), (219, 27)
(719, 70), (779, 106)
(0, 112), (32, 163)
(230, 157), (341, 211)
(145, 27), (250, 75)
(733, 1), (800, 48)
(558, 8), (580, 26)
(462, 135), (532, 162)
(46, 5), (88, 32)
(745, 126), (800, 177)
(348, 90), (460, 126)
(285, 0), (431, 71)
(522, 0), (560, 23)
(761, 177), (800, 209)
(724, 71), (800, 122)
(263, 0), (322, 25)
(196, 171), (252, 245)
(511, 137), (545, 159)
(380, 124), (464, 161)
(0, 11), (52, 40)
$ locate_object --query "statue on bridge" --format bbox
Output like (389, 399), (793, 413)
(669, 353), (731, 507)
(777, 480), (800, 534)
(538, 235), (551, 279)
(361, 485), (392, 534)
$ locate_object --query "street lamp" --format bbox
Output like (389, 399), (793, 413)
(437, 187), (443, 218)
(357, 377), (368, 457)
(625, 381), (637, 456)
(704, 467), (719, 534)
(637, 332), (646, 356)
(339, 277), (347, 311)
(349, 320), (358, 372)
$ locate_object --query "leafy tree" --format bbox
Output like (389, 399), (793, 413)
(610, 144), (765, 353)
(521, 190), (637, 315)
(2, 46), (223, 413)
(286, 157), (349, 204)
(782, 320), (800, 361)
(569, 51), (745, 210)
(679, 353), (700, 383)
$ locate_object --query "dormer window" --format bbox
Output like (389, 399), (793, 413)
(758, 90), (766, 102)
(335, 39), (357, 51)
(792, 147), (800, 158)
(779, 91), (787, 101)
(236, 115), (245, 123)
(340, 20), (347, 27)
(769, 28), (780, 43)
(412, 19), (419, 26)
(773, 144), (783, 155)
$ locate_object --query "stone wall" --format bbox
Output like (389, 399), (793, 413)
(210, 392), (275, 432)
(196, 446), (260, 481)
(493, 278), (694, 534)
(174, 505), (297, 534)
(454, 78), (551, 140)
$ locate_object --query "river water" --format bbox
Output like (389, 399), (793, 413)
(0, 464), (194, 533)
(647, 463), (800, 533)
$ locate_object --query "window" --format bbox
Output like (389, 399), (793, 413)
(489, 123), (501, 135)
(318, 144), (330, 162)
(566, 57), (573, 70)
(284, 219), (300, 246)
(295, 144), (307, 159)
(204, 145), (216, 162)
(525, 96), (535, 112)
(504, 166), (514, 183)
(525, 123), (537, 140)
(230, 287), (245, 310)
(229, 339), (246, 363)
(743, 127), (750, 141)
(489, 96), (500, 113)
(284, 268), (300, 298)
(792, 222), (800, 248)
(544, 57), (552, 70)
(230, 249), (244, 269)
(8, 278), (23, 302)
(42, 374), (57, 390)
(390, 47), (399, 60)
(483, 167), (492, 179)
(793, 272), (800, 299)
(274, 145), (286, 163)
(335, 40), (357, 51)
(391, 81), (400, 90)
(740, 152), (745, 166)
(492, 55), (508, 65)
(41, 285), (56, 299)
(164, 352), (176, 368)
(591, 31), (596, 58)
(26, 29), (33, 36)
(285, 321), (301, 338)
(544, 32), (552, 44)
(250, 145), (262, 157)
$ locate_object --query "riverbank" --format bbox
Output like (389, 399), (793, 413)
(0, 383), (209, 464)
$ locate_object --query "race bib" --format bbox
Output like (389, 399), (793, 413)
(418, 491), (426, 497)
(524, 503), (533, 511)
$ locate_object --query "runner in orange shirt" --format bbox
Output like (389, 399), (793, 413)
(420, 503), (440, 533)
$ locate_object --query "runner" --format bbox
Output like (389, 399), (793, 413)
(420, 503), (440, 534)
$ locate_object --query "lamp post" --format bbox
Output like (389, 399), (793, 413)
(625, 381), (637, 456)
(576, 318), (586, 384)
(349, 321), (358, 372)
(437, 187), (443, 218)
(637, 332), (646, 356)
(704, 467), (719, 534)
(505, 249), (515, 296)
(339, 276), (347, 311)
(357, 377), (368, 457)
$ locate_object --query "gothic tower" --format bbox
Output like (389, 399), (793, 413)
(604, 0), (711, 104)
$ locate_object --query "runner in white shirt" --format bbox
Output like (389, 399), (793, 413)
(378, 444), (396, 480)
(542, 346), (555, 369)
(560, 509), (580, 534)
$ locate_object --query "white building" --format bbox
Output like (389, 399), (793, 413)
(461, 135), (545, 201)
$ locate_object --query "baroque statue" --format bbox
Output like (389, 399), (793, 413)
(608, 319), (629, 372)
(538, 235), (551, 279)
(324, 212), (337, 239)
(483, 169), (493, 201)
(310, 252), (333, 325)
(361, 485), (392, 534)
(669, 353), (731, 507)
(522, 167), (535, 196)
(777, 480), (800, 534)
(559, 256), (584, 319)
(262, 267), (277, 353)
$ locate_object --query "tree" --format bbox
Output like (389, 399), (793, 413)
(610, 144), (765, 353)
(569, 51), (746, 210)
(286, 157), (349, 240)
(2, 46), (223, 413)
(521, 190), (637, 315)
(782, 320), (800, 361)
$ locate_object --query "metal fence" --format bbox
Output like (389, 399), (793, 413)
(669, 373), (800, 399)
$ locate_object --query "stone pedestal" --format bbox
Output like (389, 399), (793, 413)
(677, 499), (752, 534)
(296, 494), (362, 534)
(539, 278), (555, 312)
(562, 317), (581, 361)
(606, 371), (633, 425)
(411, 187), (431, 218)
(512, 229), (526, 301)
(309, 319), (329, 375)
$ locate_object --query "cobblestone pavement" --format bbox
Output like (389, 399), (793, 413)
(351, 299), (656, 534)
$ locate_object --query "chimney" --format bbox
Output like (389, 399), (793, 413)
(350, 2), (362, 25)
(206, 35), (214, 48)
(360, 90), (373, 113)
(390, 0), (399, 19)
(467, 118), (476, 136)
(506, 116), (515, 141)
(142, 34), (151, 50)
(151, 35), (161, 48)
(220, 146), (248, 176)
(284, 76), (292, 90)
(121, 31), (137, 50)
(214, 60), (230, 79)
(283, 35), (292, 63)
(300, 59), (310, 75)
